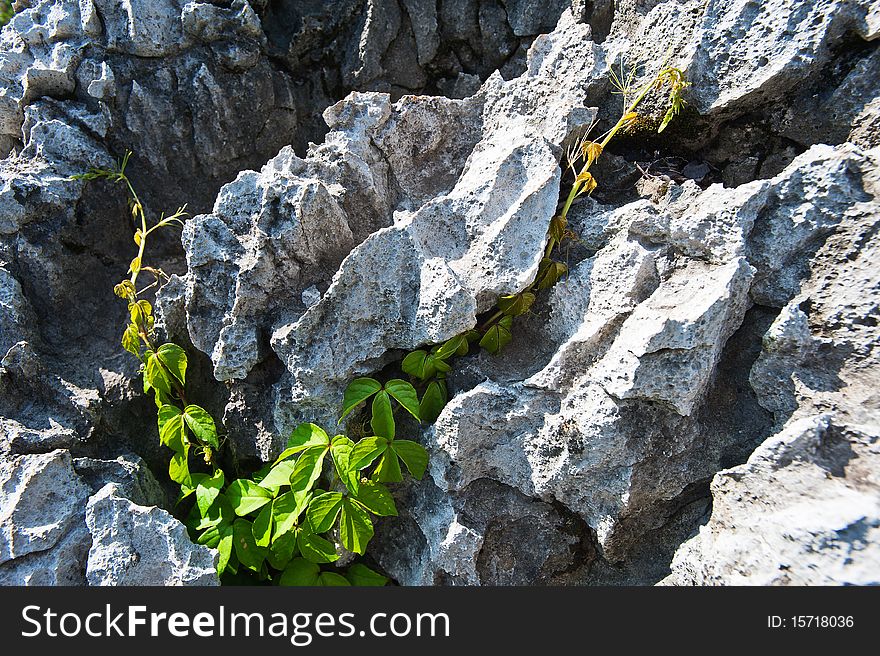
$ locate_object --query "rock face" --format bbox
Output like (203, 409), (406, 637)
(663, 151), (880, 584)
(85, 484), (218, 586)
(663, 416), (880, 585)
(1, 0), (879, 586)
(0, 449), (166, 585)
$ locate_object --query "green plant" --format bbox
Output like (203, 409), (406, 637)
(77, 56), (686, 586)
(0, 1), (14, 28)
(397, 59), (689, 420)
(75, 153), (431, 585)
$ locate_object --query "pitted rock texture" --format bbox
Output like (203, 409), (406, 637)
(662, 415), (880, 585)
(0, 0), (580, 584)
(1, 0), (879, 586)
(0, 449), (166, 585)
(85, 484), (218, 586)
(662, 151), (880, 585)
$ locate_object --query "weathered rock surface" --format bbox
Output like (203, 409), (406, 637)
(663, 415), (880, 585)
(85, 484), (218, 586)
(663, 150), (880, 584)
(1, 0), (879, 586)
(0, 450), (91, 579)
(0, 448), (175, 585)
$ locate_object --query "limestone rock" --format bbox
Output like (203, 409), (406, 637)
(0, 450), (91, 567)
(1, 0), (879, 588)
(378, 142), (879, 581)
(684, 0), (879, 115)
(663, 144), (880, 586)
(85, 484), (218, 586)
(266, 12), (599, 432)
(663, 415), (880, 585)
(0, 449), (175, 585)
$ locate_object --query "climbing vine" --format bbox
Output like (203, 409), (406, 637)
(399, 60), (688, 418)
(74, 58), (685, 586)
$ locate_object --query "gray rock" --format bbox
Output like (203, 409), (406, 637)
(0, 341), (101, 454)
(0, 448), (187, 585)
(0, 450), (91, 566)
(684, 0), (879, 115)
(663, 415), (880, 585)
(92, 0), (189, 57)
(372, 477), (596, 585)
(663, 145), (880, 585)
(0, 268), (34, 355)
(2, 0), (880, 588)
(0, 522), (90, 585)
(503, 0), (573, 37)
(267, 12), (599, 431)
(73, 455), (167, 508)
(85, 484), (218, 586)
(375, 142), (879, 581)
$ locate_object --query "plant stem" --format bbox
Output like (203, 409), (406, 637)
(478, 309), (505, 332)
(557, 68), (660, 228)
(124, 176), (148, 287)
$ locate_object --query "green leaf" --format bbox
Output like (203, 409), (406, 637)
(349, 436), (388, 470)
(286, 422), (330, 451)
(306, 492), (344, 534)
(158, 404), (186, 452)
(279, 558), (320, 586)
(330, 435), (359, 494)
(419, 380), (447, 424)
(259, 459), (297, 493)
(232, 519), (266, 572)
(385, 379), (420, 421)
(156, 343), (187, 386)
(216, 526), (234, 576)
(345, 563), (389, 587)
(183, 405), (219, 449)
(354, 480), (397, 517)
(121, 323), (140, 357)
(401, 350), (436, 380)
(548, 214), (567, 244)
(144, 351), (173, 396)
(267, 530), (298, 571)
(197, 523), (224, 548)
(251, 462), (273, 485)
(274, 423), (331, 464)
(252, 500), (273, 547)
(339, 498), (374, 555)
(340, 377), (382, 420)
(434, 334), (468, 360)
(298, 529), (339, 564)
(226, 479), (273, 516)
(318, 572), (350, 586)
(195, 469), (224, 515)
(194, 493), (233, 530)
(498, 291), (535, 317)
(370, 390), (395, 439)
(177, 476), (200, 504)
(372, 449), (403, 483)
(391, 440), (429, 480)
(289, 445), (328, 493)
(152, 387), (172, 409)
(478, 315), (513, 355)
(168, 443), (190, 486)
(659, 99), (681, 133)
(535, 258), (568, 289)
(272, 489), (313, 538)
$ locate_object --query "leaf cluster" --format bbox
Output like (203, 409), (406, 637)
(90, 57), (688, 585)
(187, 379), (429, 584)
